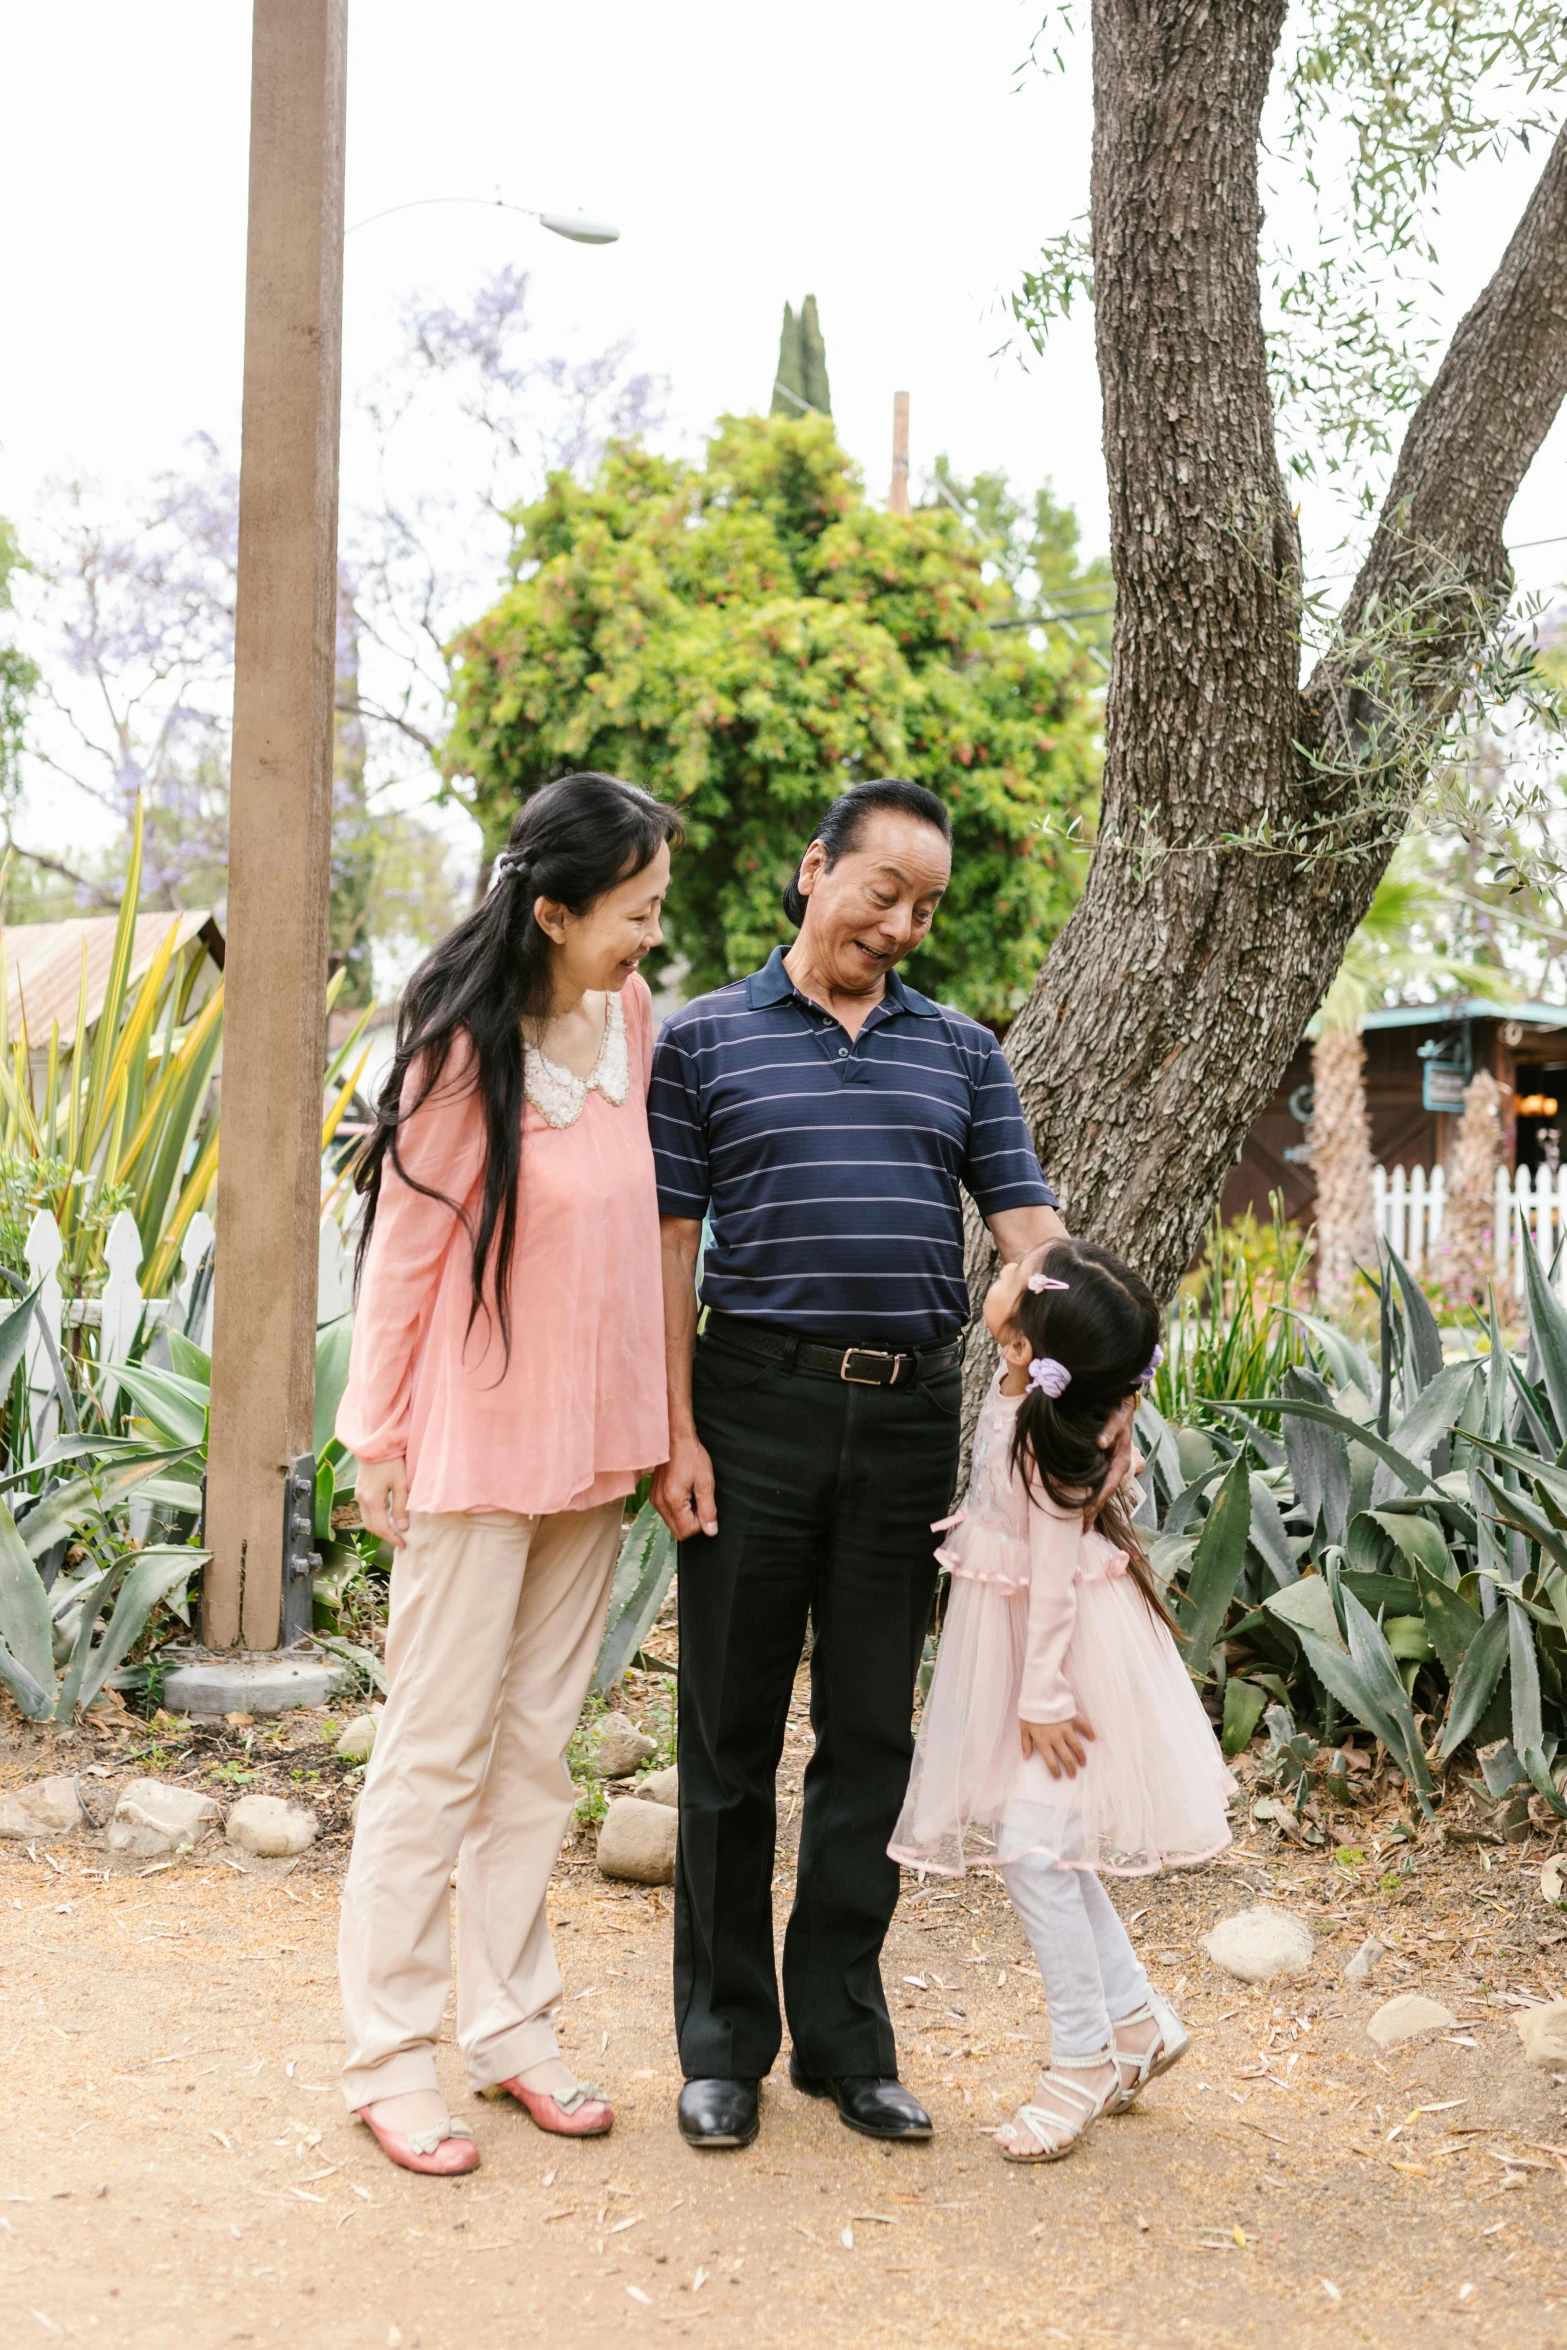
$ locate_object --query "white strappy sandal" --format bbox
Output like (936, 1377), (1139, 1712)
(994, 2045), (1120, 2164)
(1106, 1985), (1190, 2114)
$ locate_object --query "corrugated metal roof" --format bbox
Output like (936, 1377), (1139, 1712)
(2, 911), (221, 1046)
(1360, 995), (1567, 1032)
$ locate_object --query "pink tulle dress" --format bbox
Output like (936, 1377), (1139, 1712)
(889, 1372), (1236, 1879)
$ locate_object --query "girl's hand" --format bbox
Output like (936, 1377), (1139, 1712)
(1020, 1714), (1096, 1778)
(356, 1455), (410, 1551)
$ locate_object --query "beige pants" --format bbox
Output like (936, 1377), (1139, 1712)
(338, 1500), (623, 2110)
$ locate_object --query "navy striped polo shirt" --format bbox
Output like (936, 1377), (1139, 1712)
(648, 948), (1056, 1347)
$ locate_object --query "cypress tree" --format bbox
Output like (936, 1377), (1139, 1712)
(770, 296), (831, 417)
(770, 303), (806, 416)
(799, 294), (831, 417)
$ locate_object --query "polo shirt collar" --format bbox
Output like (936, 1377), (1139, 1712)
(744, 945), (941, 1018)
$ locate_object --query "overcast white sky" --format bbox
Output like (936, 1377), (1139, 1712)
(2, 0), (1565, 858)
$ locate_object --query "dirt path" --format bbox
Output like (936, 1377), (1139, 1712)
(5, 1698), (1567, 2350)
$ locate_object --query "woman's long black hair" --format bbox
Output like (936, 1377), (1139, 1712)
(352, 772), (681, 1366)
(1006, 1237), (1175, 1629)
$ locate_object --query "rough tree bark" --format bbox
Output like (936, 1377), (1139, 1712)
(960, 1), (1567, 1432)
(1307, 1029), (1377, 1318)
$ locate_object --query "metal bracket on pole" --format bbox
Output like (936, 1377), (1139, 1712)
(280, 1454), (321, 1646)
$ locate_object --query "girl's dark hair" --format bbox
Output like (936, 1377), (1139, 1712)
(1006, 1238), (1176, 1630)
(353, 772), (681, 1366)
(783, 777), (951, 926)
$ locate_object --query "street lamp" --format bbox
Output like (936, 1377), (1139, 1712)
(346, 195), (620, 243)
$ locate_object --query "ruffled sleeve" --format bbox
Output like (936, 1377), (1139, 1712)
(336, 1036), (488, 1465)
(1018, 1491), (1087, 1723)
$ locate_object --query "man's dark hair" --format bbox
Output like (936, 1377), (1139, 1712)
(782, 778), (951, 926)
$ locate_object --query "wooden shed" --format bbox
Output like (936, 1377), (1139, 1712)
(2, 910), (224, 1049)
(1221, 997), (1567, 1230)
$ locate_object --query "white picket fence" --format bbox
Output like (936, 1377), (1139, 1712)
(20, 1206), (354, 1448)
(1372, 1159), (1567, 1299)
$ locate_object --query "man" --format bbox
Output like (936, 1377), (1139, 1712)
(648, 777), (1066, 2151)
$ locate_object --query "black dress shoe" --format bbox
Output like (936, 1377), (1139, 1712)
(789, 2054), (933, 2141)
(677, 2077), (759, 2149)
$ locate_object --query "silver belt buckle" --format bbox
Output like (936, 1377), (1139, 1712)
(840, 1346), (899, 1385)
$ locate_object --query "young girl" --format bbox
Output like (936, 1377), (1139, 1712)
(890, 1238), (1235, 2162)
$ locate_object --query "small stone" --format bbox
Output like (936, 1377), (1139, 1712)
(1201, 1906), (1314, 1983)
(1514, 2001), (1567, 2069)
(334, 1715), (378, 1763)
(1344, 1935), (1387, 1984)
(589, 1713), (657, 1780)
(596, 1794), (677, 1885)
(0, 1776), (83, 1839)
(1366, 1993), (1456, 2049)
(225, 1795), (319, 1858)
(106, 1779), (221, 1860)
(634, 1765), (678, 1808)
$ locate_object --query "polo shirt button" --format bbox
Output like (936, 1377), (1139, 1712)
(838, 1048), (848, 1058)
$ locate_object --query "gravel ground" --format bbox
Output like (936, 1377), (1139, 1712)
(4, 1689), (1567, 2350)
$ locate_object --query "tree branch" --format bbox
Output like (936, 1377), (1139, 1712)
(1332, 119), (1567, 642)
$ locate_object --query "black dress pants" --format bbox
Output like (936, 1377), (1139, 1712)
(673, 1325), (962, 2082)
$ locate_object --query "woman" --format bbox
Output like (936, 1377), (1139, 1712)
(336, 771), (680, 2177)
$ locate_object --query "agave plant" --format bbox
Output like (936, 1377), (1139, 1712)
(1143, 1227), (1567, 1820)
(0, 1282), (201, 1721)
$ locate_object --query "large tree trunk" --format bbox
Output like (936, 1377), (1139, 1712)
(997, 3), (1567, 1322)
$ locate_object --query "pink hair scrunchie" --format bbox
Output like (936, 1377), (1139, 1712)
(1027, 1356), (1072, 1399)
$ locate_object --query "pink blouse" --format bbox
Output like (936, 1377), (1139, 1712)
(337, 974), (669, 1518)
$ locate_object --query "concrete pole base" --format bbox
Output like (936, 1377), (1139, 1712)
(160, 1649), (347, 1720)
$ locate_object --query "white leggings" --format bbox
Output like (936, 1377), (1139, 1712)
(1001, 1854), (1152, 2064)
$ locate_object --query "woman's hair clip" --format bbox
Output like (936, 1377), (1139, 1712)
(1026, 1273), (1070, 1294)
(1027, 1355), (1072, 1399)
(1138, 1342), (1165, 1386)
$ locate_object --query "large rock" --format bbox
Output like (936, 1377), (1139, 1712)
(1367, 1994), (1456, 2049)
(225, 1795), (319, 1858)
(1201, 1906), (1314, 1983)
(1514, 2001), (1567, 2069)
(597, 1794), (676, 1885)
(589, 1713), (657, 1780)
(0, 1776), (83, 1840)
(107, 1779), (221, 1861)
(634, 1765), (678, 1809)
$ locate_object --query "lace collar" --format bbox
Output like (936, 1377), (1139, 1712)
(523, 992), (629, 1129)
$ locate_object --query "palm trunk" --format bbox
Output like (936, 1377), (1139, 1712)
(1308, 1030), (1376, 1318)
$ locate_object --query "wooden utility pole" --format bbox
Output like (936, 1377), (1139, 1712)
(204, 0), (348, 1650)
(889, 391), (911, 515)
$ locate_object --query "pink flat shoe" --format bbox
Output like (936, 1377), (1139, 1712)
(355, 2107), (480, 2176)
(484, 2075), (614, 2137)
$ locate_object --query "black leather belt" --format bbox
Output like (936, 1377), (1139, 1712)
(703, 1312), (962, 1388)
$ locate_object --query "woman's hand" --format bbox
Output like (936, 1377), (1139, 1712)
(356, 1456), (410, 1551)
(1020, 1713), (1096, 1779)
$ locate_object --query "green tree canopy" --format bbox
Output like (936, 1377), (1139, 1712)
(444, 413), (1102, 1022)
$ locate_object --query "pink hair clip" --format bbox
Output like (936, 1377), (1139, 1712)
(1027, 1356), (1072, 1399)
(1026, 1273), (1070, 1294)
